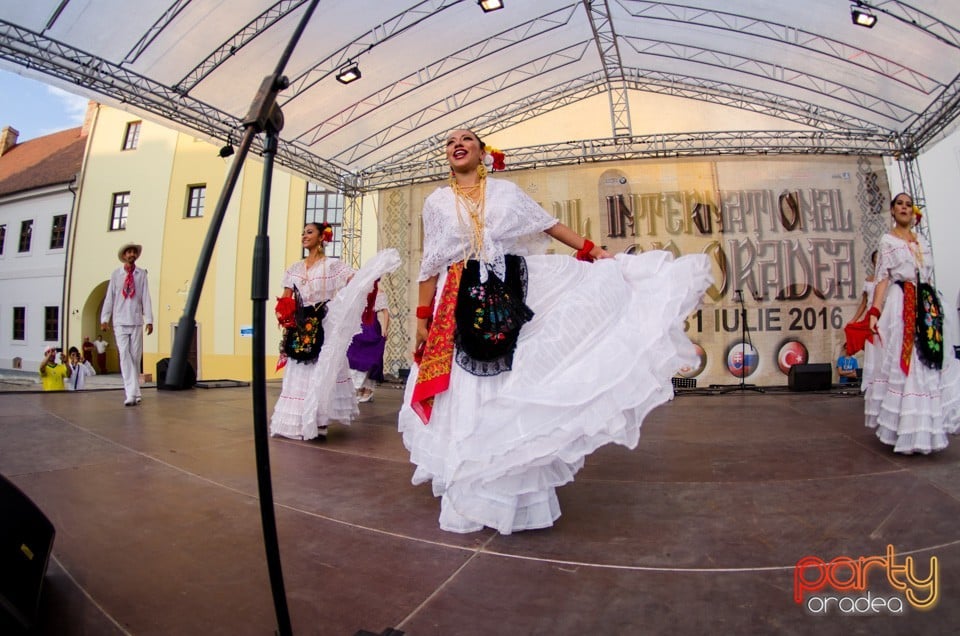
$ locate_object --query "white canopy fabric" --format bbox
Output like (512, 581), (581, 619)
(2, 0), (959, 190)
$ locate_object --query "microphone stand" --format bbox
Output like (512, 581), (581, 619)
(163, 1), (322, 633)
(720, 289), (765, 394)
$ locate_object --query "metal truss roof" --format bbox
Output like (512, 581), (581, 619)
(2, 0), (959, 192)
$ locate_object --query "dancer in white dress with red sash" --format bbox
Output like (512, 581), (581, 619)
(398, 129), (712, 534)
(863, 193), (960, 453)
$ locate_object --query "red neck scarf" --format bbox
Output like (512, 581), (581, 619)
(122, 263), (136, 299)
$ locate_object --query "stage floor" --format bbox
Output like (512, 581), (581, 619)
(2, 383), (958, 635)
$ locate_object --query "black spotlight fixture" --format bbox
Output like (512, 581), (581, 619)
(218, 142), (234, 158)
(336, 62), (361, 84)
(478, 0), (504, 12)
(851, 3), (877, 28)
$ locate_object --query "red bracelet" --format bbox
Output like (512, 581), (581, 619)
(576, 239), (595, 262)
(866, 306), (881, 319)
(416, 305), (433, 319)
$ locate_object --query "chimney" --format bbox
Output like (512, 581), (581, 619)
(1, 126), (19, 156)
(81, 101), (99, 137)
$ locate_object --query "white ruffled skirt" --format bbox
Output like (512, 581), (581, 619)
(271, 249), (401, 440)
(863, 284), (960, 453)
(398, 251), (712, 534)
(860, 340), (877, 393)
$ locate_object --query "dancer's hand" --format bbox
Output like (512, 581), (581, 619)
(413, 342), (425, 364)
(415, 320), (429, 353)
(590, 245), (612, 260)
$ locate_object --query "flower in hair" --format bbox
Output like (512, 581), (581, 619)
(913, 204), (922, 225)
(484, 145), (506, 171)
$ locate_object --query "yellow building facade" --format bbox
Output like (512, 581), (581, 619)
(65, 104), (377, 381)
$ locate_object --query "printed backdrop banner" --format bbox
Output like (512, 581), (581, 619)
(390, 155), (890, 387)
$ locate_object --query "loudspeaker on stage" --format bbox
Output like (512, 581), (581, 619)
(788, 363), (832, 392)
(156, 357), (196, 390)
(0, 473), (55, 633)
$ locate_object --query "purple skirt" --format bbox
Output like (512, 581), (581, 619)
(347, 321), (385, 382)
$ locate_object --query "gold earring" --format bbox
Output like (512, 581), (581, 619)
(477, 163), (487, 179)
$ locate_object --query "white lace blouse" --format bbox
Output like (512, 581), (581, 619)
(418, 178), (559, 282)
(281, 257), (353, 305)
(862, 279), (877, 312)
(875, 232), (933, 286)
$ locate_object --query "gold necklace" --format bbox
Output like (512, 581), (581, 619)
(892, 228), (915, 243)
(906, 238), (923, 268)
(892, 228), (923, 268)
(456, 182), (482, 195)
(304, 253), (325, 269)
(451, 174), (486, 261)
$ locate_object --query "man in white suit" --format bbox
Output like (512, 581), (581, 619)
(100, 243), (154, 406)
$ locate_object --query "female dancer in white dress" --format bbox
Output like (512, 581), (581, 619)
(271, 223), (400, 441)
(398, 129), (712, 534)
(864, 193), (960, 453)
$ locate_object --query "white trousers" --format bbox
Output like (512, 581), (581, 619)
(115, 324), (143, 402)
(350, 368), (374, 392)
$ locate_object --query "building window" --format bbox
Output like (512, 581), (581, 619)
(50, 214), (68, 249)
(123, 121), (141, 150)
(304, 184), (343, 258)
(0, 224), (5, 255)
(44, 306), (59, 342)
(18, 219), (33, 252)
(186, 185), (206, 218)
(13, 307), (25, 340)
(111, 192), (130, 231)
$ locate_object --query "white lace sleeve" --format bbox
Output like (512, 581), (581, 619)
(280, 262), (299, 291)
(919, 234), (934, 284)
(418, 192), (455, 281)
(499, 181), (557, 257)
(373, 288), (389, 313)
(479, 179), (556, 279)
(329, 259), (356, 295)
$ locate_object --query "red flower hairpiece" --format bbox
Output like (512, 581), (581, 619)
(484, 145), (506, 171)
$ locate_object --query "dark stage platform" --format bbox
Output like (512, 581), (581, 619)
(1, 384), (958, 635)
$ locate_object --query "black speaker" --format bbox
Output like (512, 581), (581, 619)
(0, 474), (55, 632)
(788, 363), (832, 391)
(156, 357), (196, 391)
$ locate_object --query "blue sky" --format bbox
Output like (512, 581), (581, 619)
(0, 68), (90, 141)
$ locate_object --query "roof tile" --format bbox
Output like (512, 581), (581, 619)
(0, 127), (86, 197)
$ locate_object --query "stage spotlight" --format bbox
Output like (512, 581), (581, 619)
(851, 5), (877, 28)
(336, 63), (361, 84)
(218, 143), (234, 158)
(478, 0), (504, 12)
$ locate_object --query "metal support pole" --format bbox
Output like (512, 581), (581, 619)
(251, 128), (292, 636)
